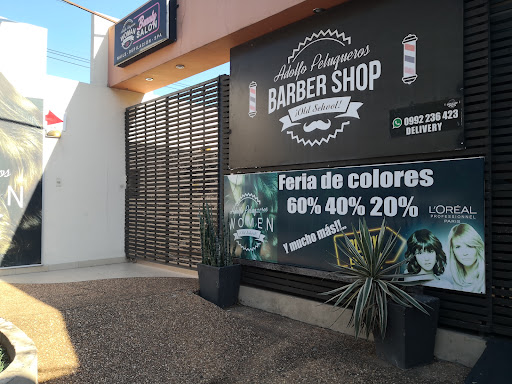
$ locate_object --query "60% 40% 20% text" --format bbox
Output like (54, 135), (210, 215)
(287, 196), (419, 217)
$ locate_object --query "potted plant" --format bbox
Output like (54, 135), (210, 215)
(0, 344), (7, 374)
(322, 219), (440, 369)
(197, 202), (241, 308)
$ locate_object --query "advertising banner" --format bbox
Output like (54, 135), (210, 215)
(225, 158), (485, 293)
(0, 73), (43, 267)
(230, 0), (464, 169)
(114, 0), (177, 67)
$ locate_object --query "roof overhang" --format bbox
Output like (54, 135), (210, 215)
(108, 0), (350, 93)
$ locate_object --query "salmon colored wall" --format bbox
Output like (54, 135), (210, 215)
(108, 0), (348, 93)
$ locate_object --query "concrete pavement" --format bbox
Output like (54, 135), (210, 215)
(0, 260), (197, 284)
(0, 260), (469, 383)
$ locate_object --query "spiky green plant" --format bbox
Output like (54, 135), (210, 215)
(321, 218), (429, 339)
(0, 345), (8, 373)
(199, 202), (235, 267)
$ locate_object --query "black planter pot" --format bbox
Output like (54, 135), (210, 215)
(197, 263), (241, 308)
(375, 294), (440, 369)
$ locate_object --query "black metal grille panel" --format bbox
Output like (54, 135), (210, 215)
(489, 0), (512, 337)
(125, 76), (229, 267)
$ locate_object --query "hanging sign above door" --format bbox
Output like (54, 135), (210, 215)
(114, 0), (177, 67)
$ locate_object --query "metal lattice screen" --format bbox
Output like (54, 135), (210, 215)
(125, 76), (229, 268)
(488, 0), (512, 337)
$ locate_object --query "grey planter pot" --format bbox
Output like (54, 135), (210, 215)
(375, 294), (440, 369)
(197, 263), (241, 308)
(0, 318), (38, 383)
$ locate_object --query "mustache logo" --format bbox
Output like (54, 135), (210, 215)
(303, 119), (332, 133)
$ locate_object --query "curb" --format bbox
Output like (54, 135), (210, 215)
(0, 318), (37, 384)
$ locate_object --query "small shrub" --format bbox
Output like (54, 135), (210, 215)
(321, 218), (429, 339)
(199, 202), (235, 267)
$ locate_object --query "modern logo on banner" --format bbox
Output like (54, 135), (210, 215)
(231, 193), (267, 251)
(226, 174), (277, 261)
(229, 192), (274, 253)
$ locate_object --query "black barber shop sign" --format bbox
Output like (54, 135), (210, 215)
(230, 0), (464, 169)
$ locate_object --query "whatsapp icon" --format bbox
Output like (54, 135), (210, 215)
(392, 118), (402, 129)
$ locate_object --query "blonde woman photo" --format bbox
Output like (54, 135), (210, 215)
(0, 73), (43, 267)
(448, 223), (485, 293)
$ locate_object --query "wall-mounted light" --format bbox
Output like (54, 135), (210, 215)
(46, 130), (62, 138)
(175, 64), (185, 69)
(145, 77), (154, 81)
(44, 110), (65, 138)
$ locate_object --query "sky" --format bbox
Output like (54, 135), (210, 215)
(1, 0), (230, 95)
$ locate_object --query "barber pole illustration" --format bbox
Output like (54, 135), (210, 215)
(402, 34), (418, 84)
(248, 81), (257, 118)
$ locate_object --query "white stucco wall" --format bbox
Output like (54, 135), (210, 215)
(37, 14), (145, 268)
(91, 14), (118, 86)
(0, 15), (145, 272)
(42, 76), (143, 267)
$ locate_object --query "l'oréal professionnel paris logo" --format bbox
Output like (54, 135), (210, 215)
(265, 29), (382, 147)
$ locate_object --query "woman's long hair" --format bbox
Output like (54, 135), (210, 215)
(405, 229), (446, 276)
(0, 73), (43, 266)
(448, 223), (485, 293)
